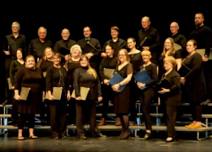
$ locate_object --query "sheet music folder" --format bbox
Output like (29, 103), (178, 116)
(71, 87), (90, 100)
(20, 87), (31, 101)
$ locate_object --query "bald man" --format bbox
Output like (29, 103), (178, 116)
(28, 26), (52, 60)
(138, 16), (160, 64)
(170, 21), (186, 48)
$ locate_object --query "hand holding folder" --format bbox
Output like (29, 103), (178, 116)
(134, 70), (151, 90)
(103, 68), (115, 79)
(52, 87), (63, 100)
(19, 87), (31, 101)
(71, 87), (90, 100)
(109, 73), (125, 92)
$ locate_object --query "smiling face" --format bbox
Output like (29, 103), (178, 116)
(83, 26), (92, 38)
(141, 50), (151, 63)
(16, 49), (23, 60)
(25, 56), (35, 69)
(80, 56), (89, 67)
(61, 28), (70, 40)
(105, 45), (114, 57)
(118, 49), (128, 63)
(53, 54), (61, 66)
(127, 38), (136, 49)
(186, 40), (197, 54)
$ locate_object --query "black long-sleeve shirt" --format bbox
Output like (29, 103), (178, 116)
(99, 56), (117, 81)
(9, 60), (24, 85)
(6, 34), (27, 58)
(190, 25), (212, 55)
(46, 66), (68, 92)
(138, 26), (160, 51)
(103, 38), (127, 57)
(28, 38), (52, 59)
(54, 39), (76, 56)
(73, 67), (101, 100)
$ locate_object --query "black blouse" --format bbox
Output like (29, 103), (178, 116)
(73, 67), (101, 100)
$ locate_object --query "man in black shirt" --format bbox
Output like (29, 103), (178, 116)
(77, 26), (101, 70)
(54, 28), (76, 62)
(138, 16), (160, 64)
(28, 26), (52, 61)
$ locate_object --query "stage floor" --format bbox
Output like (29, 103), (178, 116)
(1, 133), (212, 152)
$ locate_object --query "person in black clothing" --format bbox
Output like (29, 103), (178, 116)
(14, 55), (43, 140)
(28, 26), (52, 61)
(9, 48), (25, 89)
(46, 53), (70, 139)
(180, 39), (206, 129)
(170, 21), (187, 48)
(136, 50), (158, 140)
(37, 47), (54, 125)
(37, 47), (54, 77)
(127, 37), (142, 125)
(54, 28), (76, 64)
(112, 49), (133, 139)
(102, 26), (126, 58)
(9, 48), (25, 125)
(138, 16), (160, 64)
(3, 21), (27, 102)
(77, 26), (101, 70)
(5, 21), (27, 59)
(158, 56), (181, 142)
(98, 44), (117, 126)
(169, 21), (187, 58)
(190, 12), (212, 104)
(73, 55), (103, 139)
(64, 44), (82, 125)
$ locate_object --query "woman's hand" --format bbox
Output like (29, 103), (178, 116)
(158, 88), (170, 94)
(98, 96), (103, 102)
(75, 96), (82, 101)
(137, 82), (145, 89)
(103, 79), (110, 85)
(180, 77), (186, 85)
(14, 94), (21, 100)
(112, 84), (120, 92)
(67, 91), (71, 101)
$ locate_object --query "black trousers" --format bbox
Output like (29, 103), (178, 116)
(101, 85), (114, 119)
(76, 100), (96, 136)
(139, 88), (154, 130)
(49, 102), (67, 135)
(17, 113), (35, 129)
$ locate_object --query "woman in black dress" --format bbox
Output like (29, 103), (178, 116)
(136, 50), (158, 139)
(112, 49), (133, 139)
(127, 37), (142, 125)
(181, 39), (206, 129)
(46, 53), (69, 139)
(73, 55), (103, 139)
(158, 56), (181, 142)
(14, 55), (43, 140)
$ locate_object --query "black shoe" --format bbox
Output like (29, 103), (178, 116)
(144, 132), (151, 140)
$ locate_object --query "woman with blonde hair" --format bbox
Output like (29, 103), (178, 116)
(111, 49), (133, 139)
(73, 55), (103, 139)
(161, 37), (182, 70)
(158, 56), (181, 142)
